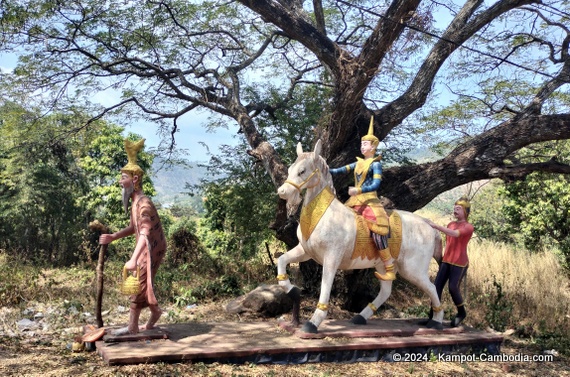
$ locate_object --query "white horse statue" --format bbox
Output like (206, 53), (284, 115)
(276, 139), (444, 333)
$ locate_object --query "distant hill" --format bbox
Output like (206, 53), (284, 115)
(404, 146), (440, 162)
(148, 146), (436, 203)
(150, 161), (208, 208)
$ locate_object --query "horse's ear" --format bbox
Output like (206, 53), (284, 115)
(296, 142), (304, 156)
(313, 139), (322, 157)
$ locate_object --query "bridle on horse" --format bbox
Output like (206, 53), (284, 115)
(284, 168), (321, 191)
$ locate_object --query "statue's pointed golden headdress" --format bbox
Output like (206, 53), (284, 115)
(121, 139), (145, 180)
(361, 115), (379, 148)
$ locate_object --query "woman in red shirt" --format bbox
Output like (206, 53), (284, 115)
(425, 197), (474, 327)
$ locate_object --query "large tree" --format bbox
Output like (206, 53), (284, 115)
(1, 0), (569, 249)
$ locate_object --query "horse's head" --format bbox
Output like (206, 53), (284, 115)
(278, 140), (326, 215)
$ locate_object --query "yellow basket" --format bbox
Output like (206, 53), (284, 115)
(120, 266), (141, 295)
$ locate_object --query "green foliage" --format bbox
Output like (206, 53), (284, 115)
(469, 180), (516, 244)
(170, 275), (243, 309)
(501, 174), (570, 257)
(498, 142), (570, 269)
(173, 287), (197, 308)
(190, 275), (242, 300)
(77, 122), (156, 235)
(167, 217), (203, 265)
(194, 83), (327, 262)
(535, 320), (570, 356)
(198, 169), (278, 261)
(0, 104), (88, 264)
(403, 304), (431, 318)
(483, 276), (513, 332)
(0, 101), (156, 265)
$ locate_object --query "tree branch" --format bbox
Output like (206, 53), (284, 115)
(381, 113), (570, 210)
(376, 0), (539, 139)
(488, 159), (570, 180)
(237, 0), (340, 75)
(313, 0), (327, 35)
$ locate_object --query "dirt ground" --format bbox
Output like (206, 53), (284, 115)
(1, 300), (569, 377)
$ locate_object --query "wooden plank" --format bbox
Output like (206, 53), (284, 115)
(102, 327), (169, 343)
(96, 319), (503, 366)
(279, 318), (468, 339)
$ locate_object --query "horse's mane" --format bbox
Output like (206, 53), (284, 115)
(308, 152), (336, 196)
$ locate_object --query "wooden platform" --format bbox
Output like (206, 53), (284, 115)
(96, 319), (503, 365)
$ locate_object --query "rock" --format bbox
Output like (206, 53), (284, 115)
(17, 318), (38, 331)
(503, 328), (516, 336)
(81, 312), (95, 324)
(226, 284), (293, 317)
(544, 349), (559, 356)
(23, 308), (35, 317)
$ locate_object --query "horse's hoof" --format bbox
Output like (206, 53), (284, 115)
(417, 317), (431, 326)
(350, 314), (367, 325)
(287, 286), (301, 302)
(451, 314), (466, 327)
(301, 321), (318, 334)
(426, 320), (443, 330)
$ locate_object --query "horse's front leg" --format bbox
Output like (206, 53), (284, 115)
(277, 244), (310, 326)
(302, 257), (339, 334)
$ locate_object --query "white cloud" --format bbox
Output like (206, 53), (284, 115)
(0, 53), (17, 73)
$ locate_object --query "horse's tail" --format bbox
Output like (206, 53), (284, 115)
(433, 230), (443, 264)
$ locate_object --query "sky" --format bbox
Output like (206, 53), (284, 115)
(126, 116), (237, 163)
(1, 52), (238, 162)
(90, 86), (238, 162)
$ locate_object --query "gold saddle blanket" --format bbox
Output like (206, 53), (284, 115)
(351, 210), (403, 261)
(298, 187), (403, 261)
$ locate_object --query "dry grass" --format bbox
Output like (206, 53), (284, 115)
(417, 209), (570, 347)
(468, 240), (570, 332)
(2, 231), (570, 376)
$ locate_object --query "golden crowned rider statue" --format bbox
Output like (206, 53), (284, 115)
(330, 117), (394, 280)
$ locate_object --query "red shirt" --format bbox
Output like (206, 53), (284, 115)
(442, 221), (474, 267)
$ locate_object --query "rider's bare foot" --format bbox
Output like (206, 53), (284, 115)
(112, 326), (138, 336)
(139, 324), (161, 331)
(139, 307), (162, 331)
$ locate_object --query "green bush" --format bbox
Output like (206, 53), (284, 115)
(535, 319), (570, 356)
(484, 276), (513, 332)
(0, 253), (42, 306)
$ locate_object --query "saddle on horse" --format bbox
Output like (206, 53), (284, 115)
(352, 209), (402, 262)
